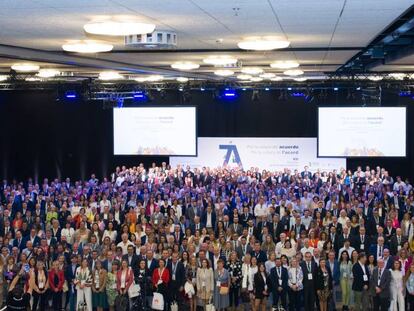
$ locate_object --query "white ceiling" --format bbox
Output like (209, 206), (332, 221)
(0, 0), (413, 78)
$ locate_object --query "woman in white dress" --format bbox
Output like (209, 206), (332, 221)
(390, 260), (405, 311)
(74, 258), (93, 311)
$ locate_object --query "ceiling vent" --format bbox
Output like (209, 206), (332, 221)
(124, 30), (177, 48)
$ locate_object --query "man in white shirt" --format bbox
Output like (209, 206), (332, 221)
(117, 233), (134, 255)
(300, 238), (315, 256)
(339, 239), (355, 258)
(254, 197), (268, 218)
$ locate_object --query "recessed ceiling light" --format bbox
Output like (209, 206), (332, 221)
(270, 77), (283, 81)
(270, 61), (300, 69)
(176, 77), (189, 83)
(11, 63), (40, 72)
(237, 74), (252, 80)
(25, 77), (41, 81)
(171, 62), (200, 70)
(0, 75), (8, 81)
(250, 77), (264, 82)
(98, 71), (124, 80)
(203, 56), (238, 65)
(37, 69), (60, 78)
(241, 67), (263, 75)
(238, 37), (290, 51)
(294, 77), (308, 82)
(62, 41), (113, 53)
(260, 73), (276, 79)
(284, 69), (304, 76)
(214, 69), (234, 77)
(84, 21), (155, 36)
(367, 75), (383, 81)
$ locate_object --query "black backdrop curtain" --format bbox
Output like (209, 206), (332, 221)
(0, 89), (412, 181)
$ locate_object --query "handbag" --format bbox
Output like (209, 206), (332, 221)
(62, 280), (69, 293)
(151, 292), (164, 311)
(77, 299), (87, 311)
(128, 281), (140, 298)
(206, 298), (215, 311)
(219, 284), (229, 295)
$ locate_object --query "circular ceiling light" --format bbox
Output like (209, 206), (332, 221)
(284, 69), (304, 76)
(203, 56), (238, 65)
(214, 69), (234, 77)
(84, 21), (155, 36)
(294, 77), (308, 82)
(62, 40), (113, 53)
(250, 77), (264, 82)
(260, 73), (276, 79)
(37, 69), (60, 78)
(176, 77), (189, 83)
(134, 77), (147, 82)
(0, 75), (8, 81)
(367, 75), (383, 81)
(241, 67), (263, 75)
(270, 60), (300, 69)
(238, 37), (290, 51)
(237, 74), (252, 80)
(11, 63), (40, 72)
(98, 71), (124, 80)
(171, 62), (200, 70)
(270, 77), (283, 81)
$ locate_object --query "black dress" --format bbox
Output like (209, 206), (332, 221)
(254, 272), (270, 300)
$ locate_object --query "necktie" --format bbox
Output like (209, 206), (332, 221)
(307, 262), (311, 272)
(361, 235), (364, 243)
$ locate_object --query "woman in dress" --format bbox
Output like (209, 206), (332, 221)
(106, 260), (119, 311)
(390, 260), (405, 311)
(287, 258), (303, 311)
(197, 258), (214, 308)
(227, 251), (243, 310)
(339, 250), (353, 311)
(30, 260), (49, 311)
(92, 260), (108, 311)
(253, 262), (270, 311)
(74, 258), (93, 311)
(117, 259), (134, 307)
(49, 260), (65, 311)
(152, 258), (170, 311)
(214, 259), (230, 311)
(316, 258), (332, 311)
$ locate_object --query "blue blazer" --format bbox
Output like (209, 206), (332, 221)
(327, 260), (340, 285)
(269, 266), (289, 291)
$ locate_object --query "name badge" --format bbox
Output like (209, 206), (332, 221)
(278, 279), (282, 286)
(202, 281), (206, 287)
(363, 275), (368, 282)
(172, 275), (176, 281)
(157, 280), (162, 285)
(398, 245), (402, 251)
(343, 273), (347, 278)
(216, 281), (221, 287)
(39, 281), (44, 289)
(308, 273), (313, 280)
(360, 244), (364, 250)
(265, 285), (268, 291)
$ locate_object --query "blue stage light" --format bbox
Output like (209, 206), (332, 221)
(291, 92), (305, 97)
(399, 91), (411, 97)
(64, 90), (77, 99)
(133, 91), (148, 101)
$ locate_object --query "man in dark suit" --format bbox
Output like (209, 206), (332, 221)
(143, 249), (158, 275)
(250, 241), (267, 263)
(300, 251), (317, 311)
(352, 253), (370, 311)
(389, 228), (407, 256)
(270, 257), (288, 309)
(12, 230), (26, 251)
(384, 219), (396, 244)
(369, 236), (388, 260)
(167, 252), (186, 306)
(172, 225), (184, 245)
(370, 258), (391, 311)
(269, 214), (283, 242)
(240, 206), (253, 227)
(230, 216), (243, 236)
(291, 216), (306, 239)
(122, 245), (139, 271)
(65, 255), (79, 311)
(201, 204), (216, 230)
(190, 216), (202, 234)
(235, 236), (252, 260)
(352, 227), (371, 253)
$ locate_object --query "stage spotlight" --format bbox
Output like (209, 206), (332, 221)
(356, 86), (361, 91)
(265, 87), (270, 91)
(133, 91), (147, 101)
(334, 87), (339, 91)
(251, 90), (260, 101)
(200, 87), (205, 91)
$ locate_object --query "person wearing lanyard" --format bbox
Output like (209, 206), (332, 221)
(370, 258), (391, 311)
(196, 258), (214, 308)
(48, 260), (64, 311)
(152, 258), (170, 311)
(254, 262), (271, 311)
(30, 260), (49, 311)
(270, 257), (288, 310)
(352, 253), (370, 311)
(74, 258), (93, 311)
(168, 252), (185, 308)
(300, 252), (317, 311)
(214, 259), (230, 311)
(288, 258), (303, 311)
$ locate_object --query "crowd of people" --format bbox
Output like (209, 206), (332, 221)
(0, 163), (413, 311)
